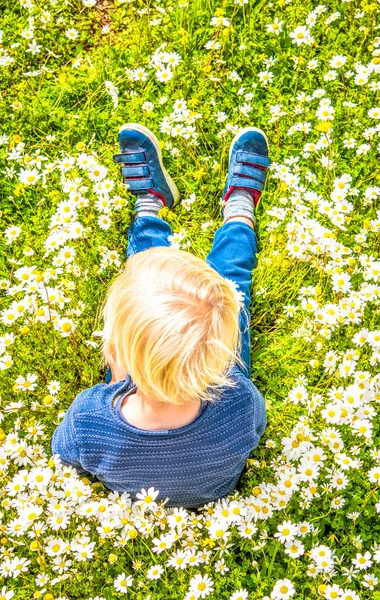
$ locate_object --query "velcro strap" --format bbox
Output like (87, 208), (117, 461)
(113, 151), (146, 164)
(229, 175), (265, 192)
(121, 165), (150, 178)
(233, 164), (267, 184)
(123, 178), (154, 191)
(236, 151), (271, 168)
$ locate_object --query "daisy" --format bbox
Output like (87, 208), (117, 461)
(341, 591), (360, 600)
(214, 558), (230, 574)
(105, 250), (121, 266)
(271, 578), (296, 600)
(362, 574), (378, 589)
(98, 215), (111, 230)
(352, 418), (373, 439)
(289, 26), (313, 46)
(165, 52), (181, 67)
(368, 107), (380, 119)
(297, 522), (312, 537)
(288, 385), (308, 405)
(167, 549), (189, 570)
(188, 573), (214, 598)
(152, 533), (175, 553)
(114, 573), (133, 593)
(52, 556), (73, 574)
(274, 520), (299, 543)
(167, 507), (189, 529)
(4, 226), (22, 243)
(45, 538), (67, 558)
(88, 164), (108, 181)
(156, 68), (173, 83)
(230, 590), (249, 600)
(135, 487), (159, 509)
(266, 18), (283, 35)
(324, 70), (338, 81)
(317, 104), (335, 121)
(258, 71), (274, 85)
(331, 496), (345, 509)
(0, 354), (13, 370)
(310, 544), (333, 562)
(57, 245), (76, 264)
(0, 586), (14, 600)
(9, 556), (31, 577)
(0, 559), (14, 579)
(14, 373), (38, 392)
(48, 513), (71, 531)
(179, 547), (199, 565)
(65, 28), (79, 40)
(134, 68), (148, 81)
(210, 16), (230, 27)
(284, 540), (305, 558)
(329, 54), (347, 68)
(7, 518), (27, 537)
(54, 318), (76, 337)
(146, 564), (164, 580)
(19, 168), (40, 185)
(35, 573), (50, 587)
(204, 40), (221, 50)
(352, 552), (373, 570)
(72, 540), (96, 562)
(208, 519), (231, 542)
(368, 466), (380, 484)
(324, 584), (344, 599)
(47, 379), (61, 395)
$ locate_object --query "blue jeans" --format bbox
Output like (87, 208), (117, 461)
(105, 216), (258, 382)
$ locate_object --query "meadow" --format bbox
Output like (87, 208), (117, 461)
(0, 0), (380, 598)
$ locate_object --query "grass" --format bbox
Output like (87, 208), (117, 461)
(0, 0), (379, 598)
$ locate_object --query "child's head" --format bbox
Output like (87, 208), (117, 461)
(102, 246), (245, 405)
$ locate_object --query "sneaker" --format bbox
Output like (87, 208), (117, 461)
(113, 123), (180, 208)
(222, 127), (271, 207)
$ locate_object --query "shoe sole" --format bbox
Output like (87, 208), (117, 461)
(228, 126), (271, 161)
(119, 123), (181, 208)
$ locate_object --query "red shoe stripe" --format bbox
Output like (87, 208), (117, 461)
(241, 162), (267, 170)
(224, 186), (261, 207)
(147, 188), (167, 207)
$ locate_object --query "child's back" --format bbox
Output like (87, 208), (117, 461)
(51, 365), (266, 509)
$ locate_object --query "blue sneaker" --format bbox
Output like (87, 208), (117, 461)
(113, 123), (180, 208)
(222, 127), (271, 208)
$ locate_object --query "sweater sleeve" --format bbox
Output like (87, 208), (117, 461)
(230, 366), (267, 441)
(50, 398), (86, 473)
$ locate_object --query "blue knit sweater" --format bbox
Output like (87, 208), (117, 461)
(51, 366), (266, 509)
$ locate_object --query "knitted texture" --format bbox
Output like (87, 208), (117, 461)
(135, 193), (164, 218)
(51, 366), (266, 509)
(223, 189), (256, 224)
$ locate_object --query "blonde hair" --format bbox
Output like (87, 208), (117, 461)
(101, 246), (246, 405)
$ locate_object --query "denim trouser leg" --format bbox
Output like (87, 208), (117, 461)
(206, 222), (258, 378)
(105, 217), (258, 383)
(125, 216), (173, 258)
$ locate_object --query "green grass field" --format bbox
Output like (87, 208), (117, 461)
(0, 0), (380, 598)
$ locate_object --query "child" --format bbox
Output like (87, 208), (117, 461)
(51, 123), (271, 509)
